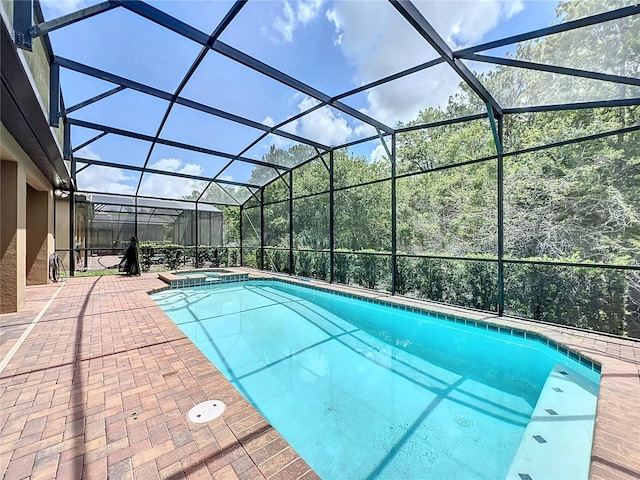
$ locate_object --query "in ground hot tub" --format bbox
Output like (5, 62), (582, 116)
(158, 268), (248, 288)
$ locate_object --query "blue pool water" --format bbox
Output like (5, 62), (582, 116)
(151, 280), (599, 479)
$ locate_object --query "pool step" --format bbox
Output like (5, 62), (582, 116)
(505, 364), (598, 480)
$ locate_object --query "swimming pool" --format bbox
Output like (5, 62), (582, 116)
(151, 280), (599, 479)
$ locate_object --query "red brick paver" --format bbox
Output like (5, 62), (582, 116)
(1, 270), (639, 480)
(0, 274), (314, 480)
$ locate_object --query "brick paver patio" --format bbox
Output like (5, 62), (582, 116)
(1, 270), (639, 479)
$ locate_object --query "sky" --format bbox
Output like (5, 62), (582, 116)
(38, 0), (579, 202)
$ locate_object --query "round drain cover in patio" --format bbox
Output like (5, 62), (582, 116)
(187, 400), (226, 423)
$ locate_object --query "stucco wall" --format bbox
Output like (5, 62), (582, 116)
(1, 161), (26, 312)
(1, 122), (54, 312)
(26, 186), (50, 285)
(21, 31), (50, 112)
(55, 198), (71, 269)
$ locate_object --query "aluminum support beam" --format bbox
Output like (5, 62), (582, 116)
(13, 0), (33, 50)
(136, 1), (247, 196)
(84, 200), (89, 267)
(117, 0), (210, 44)
(49, 61), (60, 127)
(260, 189), (265, 270)
(134, 196), (138, 238)
(334, 57), (445, 101)
(55, 56), (330, 150)
(464, 54), (640, 87)
(195, 202), (199, 266)
(213, 41), (394, 133)
(74, 157), (261, 189)
(236, 102), (327, 160)
(31, 1), (119, 37)
(502, 124), (640, 158)
(375, 127), (393, 160)
(504, 97), (640, 114)
(66, 118), (293, 172)
(118, 0), (393, 133)
(497, 116), (504, 316)
(486, 104), (504, 316)
(69, 190), (75, 275)
(65, 86), (127, 115)
(329, 150), (335, 283)
(454, 4), (640, 57)
(390, 0), (503, 116)
(63, 120), (71, 160)
(396, 112), (488, 134)
(288, 171), (294, 275)
(239, 205), (244, 266)
(72, 132), (109, 153)
(55, 56), (173, 98)
(390, 133), (397, 295)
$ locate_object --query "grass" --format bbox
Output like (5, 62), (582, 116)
(67, 266), (172, 277)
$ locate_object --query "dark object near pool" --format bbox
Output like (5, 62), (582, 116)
(119, 237), (141, 275)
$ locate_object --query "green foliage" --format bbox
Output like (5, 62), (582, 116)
(334, 251), (350, 284)
(227, 248), (239, 266)
(332, 251), (391, 291)
(396, 118), (495, 175)
(139, 242), (231, 271)
(334, 181), (391, 251)
(293, 251), (330, 281)
(263, 249), (290, 273)
(350, 251), (390, 290)
(504, 263), (628, 335)
(221, 206), (240, 246)
(396, 257), (499, 312)
(242, 248), (259, 269)
(194, 246), (222, 268)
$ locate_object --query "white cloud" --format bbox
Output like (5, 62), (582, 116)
(150, 158), (203, 177)
(443, 1), (525, 46)
(138, 158), (206, 199)
(279, 119), (299, 136)
(75, 145), (100, 161)
(262, 116), (277, 128)
(76, 165), (136, 195)
(297, 0), (323, 24)
(262, 132), (295, 152)
(273, 0), (325, 42)
(282, 96), (350, 146)
(354, 119), (376, 138)
(370, 142), (391, 163)
(40, 0), (86, 17)
(273, 0), (296, 42)
(75, 146), (136, 194)
(325, 0), (524, 126)
(262, 115), (299, 149)
(265, 95), (353, 147)
(298, 106), (352, 146)
(297, 96), (321, 111)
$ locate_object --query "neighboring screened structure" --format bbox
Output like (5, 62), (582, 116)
(83, 194), (223, 249)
